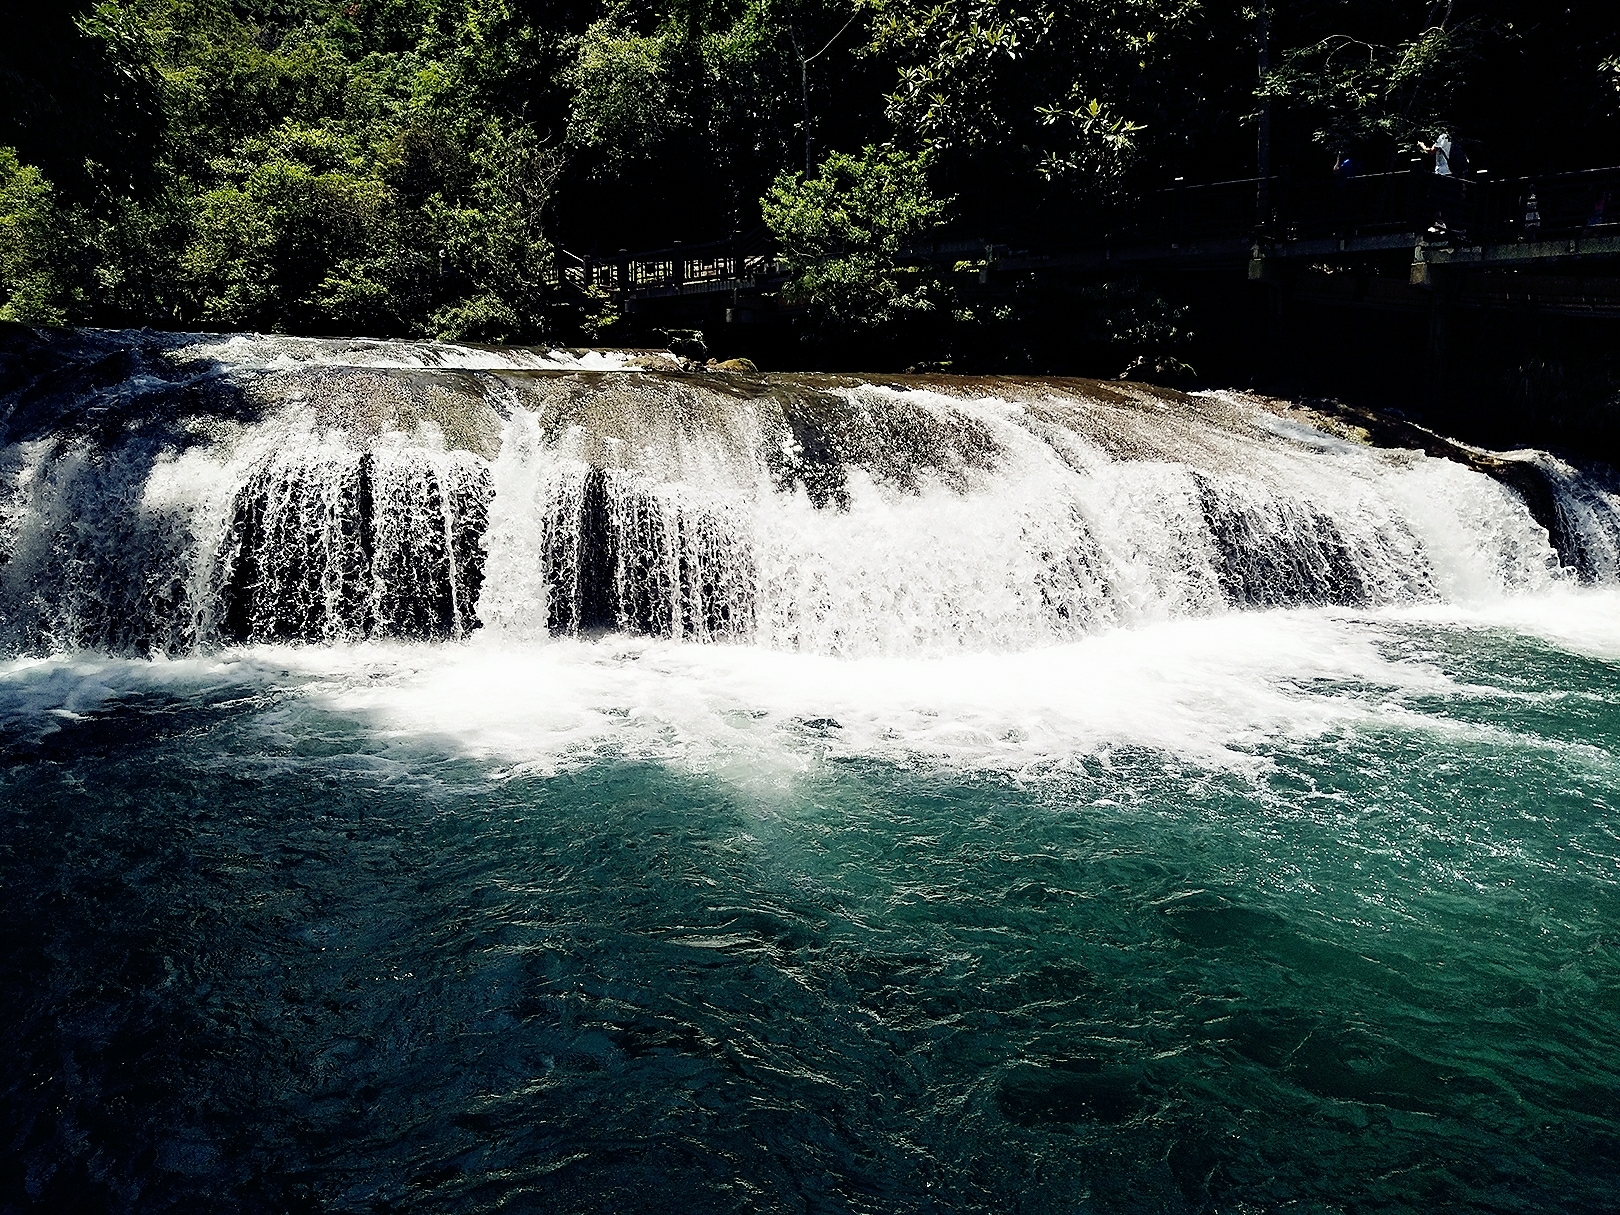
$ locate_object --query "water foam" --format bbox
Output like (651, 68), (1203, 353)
(175, 332), (674, 373)
(7, 592), (1614, 781)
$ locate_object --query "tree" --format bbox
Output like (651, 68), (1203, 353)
(863, 0), (1198, 232)
(1258, 1), (1620, 176)
(1260, 4), (1484, 165)
(761, 145), (948, 339)
(0, 150), (79, 324)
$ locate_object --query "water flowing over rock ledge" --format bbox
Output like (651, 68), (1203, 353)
(2, 325), (1617, 656)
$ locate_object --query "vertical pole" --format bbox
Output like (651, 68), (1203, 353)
(1256, 3), (1271, 232)
(1407, 156), (1427, 232)
(789, 27), (812, 176)
(1253, 2), (1280, 385)
(1264, 262), (1293, 388)
(802, 55), (812, 175)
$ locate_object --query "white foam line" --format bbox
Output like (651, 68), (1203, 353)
(1369, 588), (1620, 661)
(8, 599), (1613, 779)
(167, 333), (675, 373)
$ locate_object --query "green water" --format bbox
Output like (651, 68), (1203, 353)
(3, 608), (1619, 1212)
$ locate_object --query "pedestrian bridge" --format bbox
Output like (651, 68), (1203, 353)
(556, 162), (1620, 324)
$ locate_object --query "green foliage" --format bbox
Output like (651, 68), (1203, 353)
(866, 0), (1194, 197)
(0, 2), (166, 201)
(566, 20), (677, 170)
(560, 0), (800, 236)
(1073, 279), (1196, 381)
(0, 0), (583, 341)
(0, 0), (1615, 383)
(950, 278), (1194, 380)
(1261, 20), (1484, 153)
(699, 3), (790, 179)
(763, 146), (948, 335)
(0, 150), (75, 324)
(184, 151), (393, 330)
(1033, 98), (1145, 187)
(1256, 2), (1620, 175)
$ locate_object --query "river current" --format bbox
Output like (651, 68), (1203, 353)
(2, 331), (1619, 1212)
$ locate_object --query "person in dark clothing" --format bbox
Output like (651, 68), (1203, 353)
(1587, 191), (1611, 228)
(1332, 151), (1358, 232)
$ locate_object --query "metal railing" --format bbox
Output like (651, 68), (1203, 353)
(550, 228), (784, 294)
(1126, 162), (1620, 245)
(547, 164), (1620, 296)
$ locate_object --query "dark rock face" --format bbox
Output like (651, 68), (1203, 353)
(1192, 473), (1373, 609)
(541, 467), (754, 641)
(0, 324), (261, 446)
(762, 380), (1001, 510)
(1288, 397), (1620, 581)
(216, 450), (493, 644)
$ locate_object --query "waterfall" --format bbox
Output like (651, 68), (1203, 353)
(2, 329), (1618, 657)
(210, 435), (492, 644)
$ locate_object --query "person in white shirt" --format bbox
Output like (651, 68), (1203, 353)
(1421, 133), (1454, 176)
(1418, 132), (1463, 235)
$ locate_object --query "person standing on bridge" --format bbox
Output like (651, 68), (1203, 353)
(1419, 131), (1466, 237)
(1421, 132), (1456, 177)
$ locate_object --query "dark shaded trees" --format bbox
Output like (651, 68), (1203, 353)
(1260, 1), (1620, 178)
(0, 2), (166, 202)
(0, 0), (1617, 352)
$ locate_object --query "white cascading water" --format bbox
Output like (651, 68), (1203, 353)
(1, 332), (1618, 658)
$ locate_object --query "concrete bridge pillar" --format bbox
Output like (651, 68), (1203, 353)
(1423, 267), (1462, 402)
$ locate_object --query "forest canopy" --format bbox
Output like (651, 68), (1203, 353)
(1, 0), (1617, 346)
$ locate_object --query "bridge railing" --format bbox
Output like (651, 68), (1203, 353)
(551, 228), (784, 294)
(1500, 165), (1620, 237)
(1119, 163), (1620, 247)
(556, 165), (1620, 295)
(1125, 166), (1473, 242)
(1122, 176), (1266, 241)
